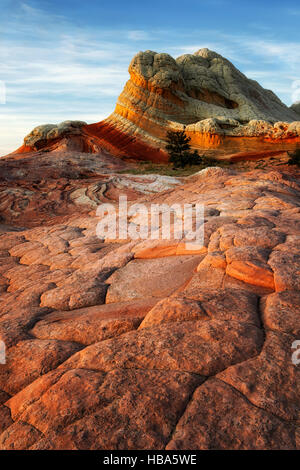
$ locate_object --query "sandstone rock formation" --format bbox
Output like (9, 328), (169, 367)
(291, 101), (300, 117)
(0, 150), (181, 227)
(8, 49), (300, 162)
(23, 121), (87, 150)
(0, 149), (299, 449)
(103, 48), (300, 159)
(1, 46), (300, 450)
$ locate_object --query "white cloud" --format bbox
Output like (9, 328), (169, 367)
(287, 8), (300, 16)
(128, 30), (150, 41)
(292, 80), (300, 103)
(0, 81), (6, 104)
(248, 40), (300, 68)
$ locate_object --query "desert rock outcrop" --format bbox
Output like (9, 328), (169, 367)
(291, 101), (300, 117)
(0, 151), (299, 449)
(9, 49), (300, 162)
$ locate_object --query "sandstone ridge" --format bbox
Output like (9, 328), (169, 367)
(9, 49), (300, 162)
(291, 101), (300, 116)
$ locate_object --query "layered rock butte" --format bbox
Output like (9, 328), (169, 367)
(0, 50), (299, 450)
(11, 48), (300, 162)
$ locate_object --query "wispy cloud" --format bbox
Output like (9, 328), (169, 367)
(287, 8), (300, 16)
(128, 30), (150, 41)
(247, 40), (300, 69)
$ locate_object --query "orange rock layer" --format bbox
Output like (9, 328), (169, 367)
(12, 48), (300, 162)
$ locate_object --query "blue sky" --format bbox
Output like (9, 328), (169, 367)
(0, 0), (300, 155)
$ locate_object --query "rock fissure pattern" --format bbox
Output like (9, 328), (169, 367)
(0, 159), (299, 449)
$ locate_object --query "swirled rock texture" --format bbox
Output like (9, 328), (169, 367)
(0, 150), (299, 450)
(7, 49), (300, 162)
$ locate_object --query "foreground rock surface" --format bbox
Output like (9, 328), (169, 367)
(0, 159), (299, 450)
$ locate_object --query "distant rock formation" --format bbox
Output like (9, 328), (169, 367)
(24, 121), (87, 150)
(104, 48), (300, 158)
(116, 48), (298, 123)
(291, 101), (300, 116)
(10, 49), (300, 161)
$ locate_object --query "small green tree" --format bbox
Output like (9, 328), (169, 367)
(166, 129), (201, 168)
(287, 148), (300, 167)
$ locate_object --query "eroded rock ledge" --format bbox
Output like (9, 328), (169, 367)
(9, 49), (300, 162)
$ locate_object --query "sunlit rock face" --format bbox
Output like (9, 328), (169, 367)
(105, 48), (300, 158)
(24, 121), (87, 149)
(114, 48), (298, 125)
(12, 49), (300, 162)
(0, 159), (299, 450)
